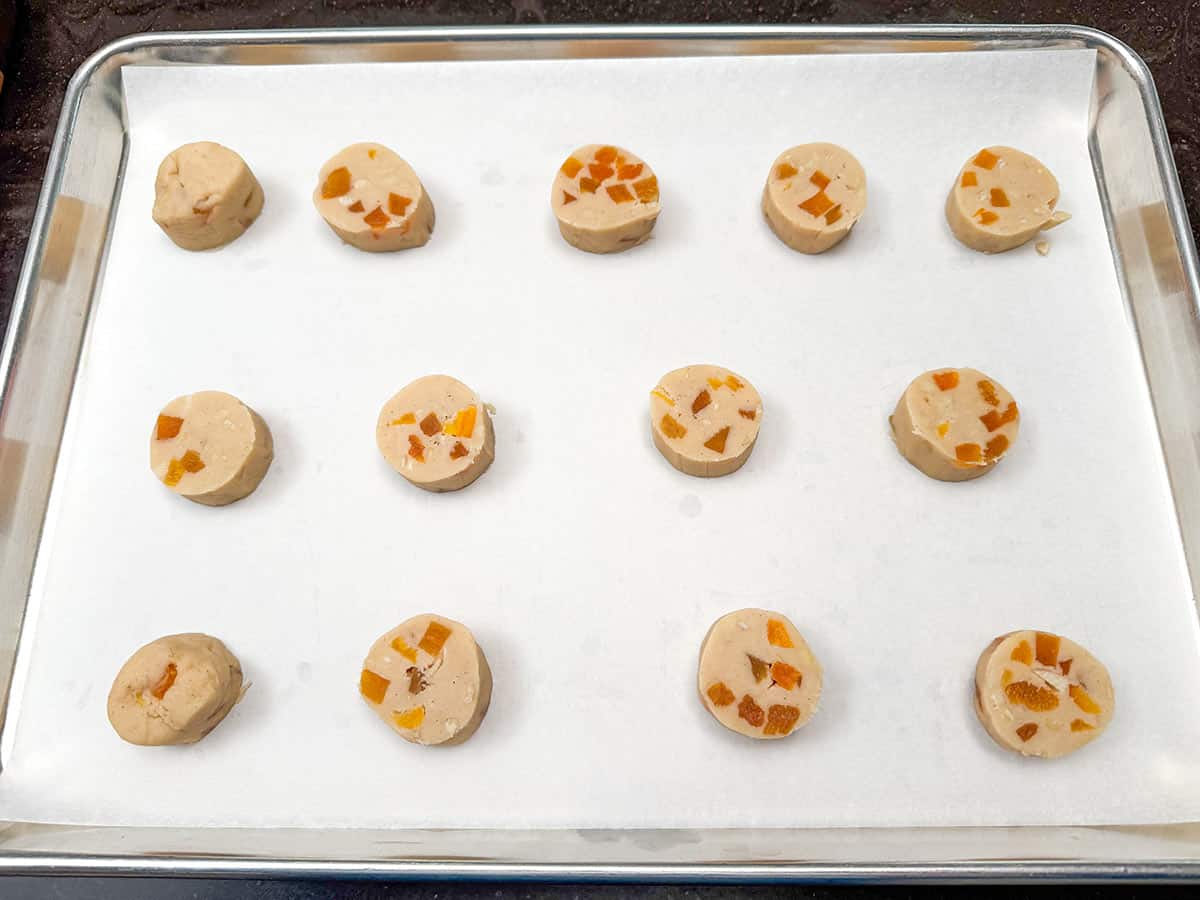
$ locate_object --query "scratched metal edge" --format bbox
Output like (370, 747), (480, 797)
(0, 23), (1197, 883)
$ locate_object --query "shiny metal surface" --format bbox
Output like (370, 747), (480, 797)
(1, 24), (1197, 882)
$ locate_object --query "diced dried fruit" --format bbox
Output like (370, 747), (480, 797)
(367, 149), (377, 160)
(406, 666), (428, 695)
(390, 412), (417, 426)
(810, 170), (831, 190)
(973, 149), (999, 169)
(651, 389), (674, 406)
(388, 193), (412, 216)
(393, 706), (425, 730)
(747, 654), (769, 683)
(347, 200), (365, 213)
(990, 187), (1010, 208)
(1070, 718), (1095, 732)
(562, 191), (577, 205)
(738, 694), (765, 728)
(1010, 640), (1033, 665)
(418, 621), (453, 656)
(321, 166), (351, 198)
(1001, 669), (1014, 687)
(359, 669), (390, 704)
(594, 146), (618, 164)
(618, 163), (644, 180)
(1069, 684), (1102, 715)
(825, 205), (843, 226)
(442, 406), (477, 439)
(955, 443), (982, 463)
(1060, 658), (1073, 675)
(660, 414), (687, 440)
(164, 458), (186, 487)
(984, 434), (1009, 461)
(977, 379), (999, 406)
(150, 662), (177, 700)
(937, 422), (950, 438)
(180, 450), (205, 473)
(725, 375), (744, 391)
(776, 162), (798, 180)
(1016, 722), (1038, 742)
(450, 441), (469, 460)
(767, 619), (794, 648)
(961, 171), (978, 187)
(974, 208), (999, 225)
(799, 190), (835, 218)
(1005, 680), (1060, 711)
(704, 427), (730, 454)
(390, 636), (418, 662)
(763, 704), (801, 736)
(407, 434), (425, 462)
(739, 409), (757, 420)
(692, 390), (711, 414)
(706, 682), (736, 707)
(155, 415), (184, 440)
(419, 413), (442, 436)
(632, 176), (659, 203)
(606, 184), (634, 203)
(980, 402), (1018, 432)
(588, 163), (614, 182)
(932, 370), (959, 391)
(580, 177), (599, 194)
(561, 156), (584, 178)
(770, 661), (801, 690)
(363, 206), (389, 229)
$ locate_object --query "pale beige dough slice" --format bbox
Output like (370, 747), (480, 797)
(890, 367), (1019, 482)
(762, 143), (867, 254)
(107, 633), (244, 746)
(551, 144), (661, 253)
(152, 142), (264, 251)
(314, 143), (435, 252)
(698, 609), (822, 740)
(149, 391), (274, 506)
(376, 375), (494, 492)
(359, 614), (493, 746)
(651, 365), (763, 478)
(946, 146), (1070, 253)
(975, 630), (1114, 759)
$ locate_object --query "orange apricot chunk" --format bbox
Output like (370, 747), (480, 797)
(985, 434), (1009, 461)
(725, 375), (743, 390)
(747, 654), (769, 683)
(975, 208), (999, 225)
(1001, 669), (1014, 687)
(388, 193), (412, 216)
(606, 184), (634, 203)
(359, 669), (390, 704)
(936, 422), (950, 438)
(1069, 684), (1102, 715)
(164, 458), (186, 487)
(561, 156), (584, 178)
(407, 434), (425, 462)
(363, 206), (389, 229)
(1038, 634), (1062, 668)
(990, 187), (1010, 208)
(418, 620), (453, 656)
(960, 171), (978, 187)
(692, 390), (711, 414)
(1060, 658), (1073, 675)
(562, 191), (577, 205)
(660, 414), (687, 440)
(980, 402), (1019, 432)
(580, 176), (600, 194)
(1016, 722), (1038, 742)
(810, 170), (831, 190)
(973, 149), (999, 169)
(150, 662), (178, 700)
(977, 379), (999, 406)
(704, 427), (730, 454)
(419, 412), (442, 436)
(393, 706), (425, 730)
(775, 162), (798, 180)
(825, 205), (843, 226)
(321, 166), (351, 199)
(450, 441), (469, 460)
(955, 443), (982, 463)
(650, 388), (674, 406)
(442, 406), (477, 439)
(594, 146), (618, 164)
(738, 408), (756, 420)
(347, 200), (365, 213)
(588, 163), (614, 182)
(738, 694), (765, 728)
(180, 450), (205, 473)
(367, 149), (377, 160)
(767, 619), (794, 648)
(406, 667), (428, 695)
(770, 661), (801, 691)
(632, 175), (659, 203)
(390, 412), (416, 426)
(617, 163), (644, 180)
(932, 370), (960, 391)
(763, 704), (801, 736)
(1005, 680), (1060, 711)
(155, 415), (183, 440)
(1070, 718), (1095, 732)
(1011, 640), (1033, 665)
(706, 682), (736, 707)
(390, 636), (418, 662)
(799, 190), (835, 218)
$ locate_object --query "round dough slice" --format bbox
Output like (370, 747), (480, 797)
(359, 614), (493, 746)
(551, 144), (660, 253)
(698, 609), (822, 740)
(946, 146), (1070, 253)
(975, 630), (1114, 759)
(376, 375), (494, 492)
(152, 141), (264, 251)
(107, 633), (244, 746)
(314, 143), (435, 252)
(651, 365), (763, 478)
(762, 143), (867, 254)
(890, 367), (1019, 482)
(150, 391), (274, 506)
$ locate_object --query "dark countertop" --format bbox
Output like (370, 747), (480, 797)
(1, 1), (1198, 895)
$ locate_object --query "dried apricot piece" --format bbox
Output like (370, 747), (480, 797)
(660, 414), (687, 440)
(150, 662), (177, 700)
(692, 390), (711, 414)
(1010, 640), (1033, 665)
(990, 188), (1010, 208)
(580, 177), (599, 194)
(763, 704), (801, 736)
(450, 441), (468, 460)
(799, 190), (835, 218)
(706, 682), (736, 707)
(363, 206), (389, 229)
(419, 413), (442, 436)
(606, 184), (634, 203)
(1069, 684), (1102, 714)
(442, 406), (477, 439)
(561, 156), (584, 178)
(594, 146), (618, 164)
(359, 669), (390, 704)
(390, 636), (418, 662)
(825, 205), (843, 226)
(747, 654), (769, 683)
(1016, 722), (1038, 742)
(980, 402), (1018, 432)
(984, 435), (1009, 461)
(977, 379), (999, 406)
(650, 388), (674, 406)
(180, 450), (205, 473)
(367, 149), (377, 160)
(617, 163), (644, 180)
(725, 375), (743, 390)
(973, 149), (999, 169)
(775, 162), (798, 180)
(562, 191), (577, 205)
(1060, 658), (1073, 675)
(388, 193), (412, 216)
(418, 620), (453, 656)
(155, 415), (183, 440)
(932, 370), (959, 391)
(632, 176), (659, 203)
(974, 208), (999, 225)
(164, 458), (185, 487)
(704, 427), (730, 454)
(1001, 669), (1014, 687)
(390, 412), (416, 426)
(1005, 680), (1060, 711)
(936, 422), (950, 438)
(321, 166), (351, 199)
(810, 170), (831, 190)
(739, 409), (757, 420)
(406, 667), (428, 695)
(766, 619), (793, 648)
(737, 694), (765, 728)
(955, 443), (982, 463)
(588, 163), (614, 182)
(770, 661), (801, 690)
(393, 706), (425, 730)
(1070, 718), (1095, 732)
(407, 434), (425, 462)
(960, 171), (978, 187)
(347, 200), (365, 213)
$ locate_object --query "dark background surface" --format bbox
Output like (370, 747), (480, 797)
(1, 0), (1199, 896)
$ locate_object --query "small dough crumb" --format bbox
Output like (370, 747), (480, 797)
(1035, 241), (1050, 256)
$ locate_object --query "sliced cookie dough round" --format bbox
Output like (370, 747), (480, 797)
(152, 141), (264, 251)
(150, 391), (274, 506)
(314, 143), (435, 252)
(890, 367), (1019, 482)
(107, 633), (244, 746)
(698, 609), (822, 740)
(975, 630), (1114, 759)
(946, 146), (1070, 253)
(359, 614), (493, 747)
(762, 143), (867, 254)
(552, 144), (661, 253)
(651, 365), (763, 478)
(376, 375), (494, 493)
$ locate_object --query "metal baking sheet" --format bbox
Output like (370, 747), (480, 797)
(1, 24), (1199, 881)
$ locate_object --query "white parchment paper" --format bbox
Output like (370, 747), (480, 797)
(4, 49), (1200, 829)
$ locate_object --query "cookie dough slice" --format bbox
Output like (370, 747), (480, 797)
(651, 365), (763, 478)
(890, 368), (1019, 482)
(153, 142), (264, 251)
(551, 144), (660, 253)
(698, 609), (822, 740)
(314, 143), (435, 252)
(762, 143), (867, 254)
(359, 614), (493, 746)
(975, 630), (1114, 758)
(107, 633), (244, 746)
(150, 391), (274, 506)
(946, 146), (1070, 253)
